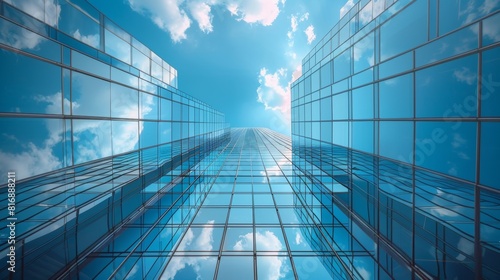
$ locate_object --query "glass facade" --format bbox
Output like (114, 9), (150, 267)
(291, 0), (500, 279)
(1, 0), (500, 279)
(0, 0), (228, 278)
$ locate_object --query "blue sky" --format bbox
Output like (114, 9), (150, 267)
(87, 0), (346, 135)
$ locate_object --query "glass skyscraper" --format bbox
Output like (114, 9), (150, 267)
(291, 0), (500, 279)
(1, 0), (499, 279)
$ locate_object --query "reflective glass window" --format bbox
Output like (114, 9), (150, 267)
(111, 84), (138, 119)
(380, 0), (427, 61)
(139, 122), (158, 149)
(132, 47), (150, 74)
(379, 51), (412, 79)
(379, 73), (413, 118)
(380, 121), (413, 163)
(73, 119), (112, 163)
(72, 50), (110, 78)
(439, 0), (498, 35)
(352, 121), (373, 153)
(332, 92), (349, 120)
(352, 85), (373, 119)
(0, 117), (64, 180)
(416, 24), (478, 67)
(0, 17), (60, 62)
(416, 54), (478, 118)
(0, 50), (61, 114)
(105, 29), (131, 64)
(334, 48), (351, 82)
(480, 122), (500, 189)
(353, 32), (374, 73)
(481, 47), (500, 117)
(333, 122), (349, 147)
(111, 67), (138, 88)
(72, 72), (111, 117)
(140, 92), (158, 120)
(218, 257), (253, 279)
(159, 122), (171, 144)
(59, 1), (100, 49)
(320, 61), (332, 88)
(482, 12), (500, 46)
(112, 121), (138, 155)
(416, 121), (476, 182)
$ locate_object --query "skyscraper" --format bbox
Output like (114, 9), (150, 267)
(1, 0), (500, 279)
(291, 0), (500, 278)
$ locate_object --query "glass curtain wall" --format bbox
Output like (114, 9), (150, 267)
(0, 0), (228, 278)
(291, 0), (500, 279)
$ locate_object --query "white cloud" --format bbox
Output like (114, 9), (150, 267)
(4, 0), (60, 27)
(128, 0), (191, 42)
(304, 25), (316, 44)
(233, 231), (286, 280)
(0, 143), (62, 180)
(161, 222), (216, 280)
(257, 67), (291, 122)
(340, 0), (354, 18)
(72, 29), (100, 48)
(453, 67), (477, 85)
(227, 0), (283, 26)
(291, 15), (298, 32)
(188, 1), (214, 33)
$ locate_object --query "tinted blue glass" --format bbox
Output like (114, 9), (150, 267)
(140, 121), (158, 148)
(140, 92), (158, 119)
(73, 119), (112, 164)
(416, 121), (476, 181)
(72, 72), (111, 117)
(352, 121), (374, 153)
(334, 48), (351, 82)
(0, 17), (60, 62)
(311, 69), (320, 92)
(0, 50), (61, 114)
(439, 0), (499, 35)
(353, 32), (374, 73)
(320, 61), (332, 88)
(380, 0), (427, 61)
(416, 54), (478, 117)
(113, 119), (138, 154)
(380, 121), (413, 163)
(481, 46), (500, 117)
(482, 12), (500, 46)
(59, 1), (100, 49)
(72, 50), (110, 78)
(218, 257), (253, 279)
(352, 85), (373, 119)
(333, 121), (349, 147)
(480, 122), (500, 189)
(416, 24), (478, 67)
(111, 84), (138, 118)
(332, 92), (348, 120)
(379, 73), (413, 118)
(0, 117), (64, 179)
(105, 29), (131, 64)
(378, 51), (413, 79)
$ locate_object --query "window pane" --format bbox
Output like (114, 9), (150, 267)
(111, 84), (138, 118)
(416, 121), (476, 182)
(379, 73), (413, 118)
(73, 119), (112, 163)
(0, 50), (61, 114)
(352, 85), (373, 119)
(380, 0), (427, 61)
(416, 54), (478, 118)
(481, 46), (500, 117)
(72, 72), (111, 117)
(480, 122), (500, 189)
(380, 121), (413, 163)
